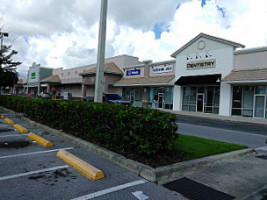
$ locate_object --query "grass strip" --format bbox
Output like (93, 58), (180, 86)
(174, 134), (247, 160)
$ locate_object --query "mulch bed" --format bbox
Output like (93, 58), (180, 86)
(87, 138), (188, 168)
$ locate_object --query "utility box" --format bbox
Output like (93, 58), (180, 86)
(64, 92), (72, 100)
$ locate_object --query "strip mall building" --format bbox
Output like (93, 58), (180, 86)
(22, 33), (267, 119)
(171, 33), (267, 119)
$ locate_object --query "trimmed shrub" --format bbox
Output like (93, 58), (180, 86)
(0, 95), (178, 156)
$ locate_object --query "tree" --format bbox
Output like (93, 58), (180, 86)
(0, 32), (21, 90)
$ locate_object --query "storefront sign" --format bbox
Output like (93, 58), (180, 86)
(31, 72), (36, 79)
(187, 60), (216, 69)
(153, 64), (173, 73)
(126, 69), (141, 76)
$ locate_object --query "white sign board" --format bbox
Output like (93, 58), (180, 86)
(153, 64), (173, 73)
(187, 59), (216, 70)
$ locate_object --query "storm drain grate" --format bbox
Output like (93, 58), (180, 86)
(256, 155), (267, 160)
(163, 177), (235, 200)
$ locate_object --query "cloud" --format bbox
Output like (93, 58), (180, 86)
(0, 0), (266, 78)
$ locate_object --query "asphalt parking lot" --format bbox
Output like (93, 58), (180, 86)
(0, 109), (188, 200)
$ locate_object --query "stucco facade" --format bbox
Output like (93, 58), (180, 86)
(172, 33), (267, 119)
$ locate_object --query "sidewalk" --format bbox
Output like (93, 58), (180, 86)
(164, 110), (267, 126)
(170, 149), (267, 200)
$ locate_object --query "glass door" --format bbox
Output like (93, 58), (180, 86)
(158, 93), (164, 109)
(197, 94), (204, 112)
(254, 95), (266, 118)
(130, 91), (135, 105)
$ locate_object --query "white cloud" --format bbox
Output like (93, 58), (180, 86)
(0, 0), (267, 78)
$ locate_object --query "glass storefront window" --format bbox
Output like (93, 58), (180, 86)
(232, 86), (242, 116)
(206, 87), (213, 107)
(254, 96), (265, 118)
(198, 87), (204, 93)
(182, 86), (220, 114)
(231, 85), (267, 119)
(214, 87), (220, 107)
(243, 86), (254, 117)
(255, 86), (266, 94)
(189, 87), (196, 104)
(183, 87), (190, 105)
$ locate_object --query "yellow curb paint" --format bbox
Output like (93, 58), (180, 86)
(56, 150), (104, 180)
(0, 115), (5, 119)
(13, 124), (29, 133)
(4, 118), (15, 125)
(27, 132), (53, 147)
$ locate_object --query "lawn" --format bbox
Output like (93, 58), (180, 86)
(174, 134), (247, 160)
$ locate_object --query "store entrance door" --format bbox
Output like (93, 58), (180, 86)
(197, 94), (204, 112)
(254, 95), (266, 118)
(158, 93), (164, 109)
(130, 91), (135, 105)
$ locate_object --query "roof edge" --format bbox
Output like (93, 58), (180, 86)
(234, 46), (267, 55)
(171, 33), (245, 58)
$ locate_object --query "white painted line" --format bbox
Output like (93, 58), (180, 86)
(0, 165), (69, 181)
(71, 179), (148, 200)
(0, 147), (74, 159)
(0, 134), (28, 138)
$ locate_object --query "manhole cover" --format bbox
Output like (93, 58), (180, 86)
(0, 141), (31, 148)
(164, 177), (235, 200)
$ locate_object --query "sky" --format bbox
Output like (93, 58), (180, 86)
(1, 0), (267, 77)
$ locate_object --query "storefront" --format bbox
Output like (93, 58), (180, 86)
(26, 62), (53, 97)
(231, 85), (267, 118)
(181, 86), (220, 114)
(115, 60), (175, 109)
(223, 67), (267, 119)
(122, 86), (173, 109)
(80, 62), (123, 99)
(24, 55), (140, 98)
(172, 33), (245, 116)
(172, 33), (267, 120)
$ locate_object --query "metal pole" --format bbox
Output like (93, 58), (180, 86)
(0, 34), (3, 69)
(94, 0), (108, 103)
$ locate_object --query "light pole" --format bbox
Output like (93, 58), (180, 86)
(0, 32), (9, 68)
(94, 0), (108, 103)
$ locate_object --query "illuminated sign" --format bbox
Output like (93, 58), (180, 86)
(126, 69), (141, 76)
(153, 64), (173, 73)
(187, 60), (216, 69)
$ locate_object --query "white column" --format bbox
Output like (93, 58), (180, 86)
(173, 85), (182, 111)
(219, 82), (232, 116)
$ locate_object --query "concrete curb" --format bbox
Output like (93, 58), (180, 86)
(235, 184), (267, 200)
(0, 106), (255, 183)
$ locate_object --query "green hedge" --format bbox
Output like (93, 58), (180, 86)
(0, 95), (178, 156)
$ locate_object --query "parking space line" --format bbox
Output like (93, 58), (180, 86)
(0, 147), (74, 159)
(71, 179), (148, 200)
(0, 134), (28, 138)
(0, 165), (69, 181)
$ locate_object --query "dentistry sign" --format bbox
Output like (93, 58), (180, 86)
(187, 59), (216, 70)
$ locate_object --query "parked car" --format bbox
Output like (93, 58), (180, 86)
(38, 92), (51, 99)
(103, 93), (131, 106)
(83, 93), (131, 106)
(83, 96), (94, 102)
